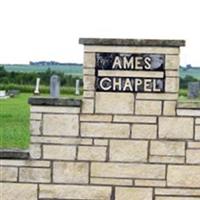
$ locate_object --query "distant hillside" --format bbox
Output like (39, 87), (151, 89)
(4, 64), (83, 76)
(29, 61), (82, 66)
(180, 66), (200, 79)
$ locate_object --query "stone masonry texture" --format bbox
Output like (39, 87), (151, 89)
(3, 38), (200, 200)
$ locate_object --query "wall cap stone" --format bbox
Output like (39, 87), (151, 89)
(0, 149), (29, 159)
(79, 38), (185, 47)
(28, 97), (81, 107)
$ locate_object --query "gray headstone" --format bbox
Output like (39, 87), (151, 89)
(188, 82), (200, 98)
(7, 90), (20, 97)
(50, 75), (60, 98)
(75, 79), (80, 95)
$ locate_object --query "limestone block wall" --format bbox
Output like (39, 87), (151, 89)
(1, 38), (200, 200)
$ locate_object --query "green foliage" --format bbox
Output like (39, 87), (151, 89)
(179, 88), (187, 97)
(180, 75), (198, 89)
(0, 66), (83, 87)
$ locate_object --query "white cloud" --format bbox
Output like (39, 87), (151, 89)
(0, 0), (199, 65)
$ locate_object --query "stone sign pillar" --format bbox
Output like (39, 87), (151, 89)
(80, 38), (184, 118)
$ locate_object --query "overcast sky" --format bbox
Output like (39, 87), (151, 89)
(0, 0), (199, 65)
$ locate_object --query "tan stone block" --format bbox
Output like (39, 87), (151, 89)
(84, 52), (95, 68)
(83, 91), (95, 98)
(150, 155), (184, 164)
(155, 188), (200, 196)
(167, 165), (200, 187)
(113, 115), (156, 123)
(30, 113), (42, 120)
(186, 149), (200, 164)
(94, 139), (108, 146)
(115, 187), (153, 200)
(0, 167), (18, 181)
(84, 45), (179, 54)
(165, 70), (179, 77)
(136, 93), (178, 100)
(165, 55), (180, 70)
(81, 98), (94, 113)
(80, 114), (112, 122)
(150, 141), (185, 156)
(135, 179), (166, 187)
(81, 122), (130, 138)
(53, 162), (89, 184)
(91, 177), (132, 186)
(110, 140), (148, 162)
(30, 144), (41, 159)
(135, 100), (162, 115)
(0, 183), (37, 200)
(83, 75), (95, 90)
(31, 106), (80, 113)
(31, 136), (92, 145)
(78, 146), (107, 161)
(165, 77), (179, 92)
(39, 184), (112, 199)
(96, 92), (134, 114)
(132, 124), (157, 139)
(91, 163), (166, 179)
(195, 126), (200, 140)
(99, 70), (164, 78)
(188, 141), (200, 149)
(19, 167), (50, 183)
(43, 145), (76, 160)
(196, 118), (200, 124)
(0, 160), (50, 167)
(43, 114), (79, 136)
(159, 117), (194, 139)
(30, 120), (41, 135)
(84, 68), (95, 75)
(156, 197), (198, 200)
(177, 109), (200, 116)
(163, 101), (176, 115)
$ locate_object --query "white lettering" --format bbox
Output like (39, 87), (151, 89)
(100, 78), (112, 91)
(113, 78), (122, 91)
(144, 57), (151, 69)
(135, 57), (143, 69)
(153, 79), (161, 92)
(123, 78), (133, 91)
(112, 56), (122, 69)
(123, 57), (134, 69)
(144, 79), (152, 92)
(135, 78), (143, 91)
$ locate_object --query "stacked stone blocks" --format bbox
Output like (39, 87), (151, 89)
(2, 38), (200, 200)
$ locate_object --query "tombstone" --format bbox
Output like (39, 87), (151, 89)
(50, 75), (60, 98)
(75, 79), (80, 95)
(0, 90), (6, 97)
(0, 90), (9, 99)
(7, 89), (20, 97)
(34, 78), (40, 95)
(188, 82), (200, 98)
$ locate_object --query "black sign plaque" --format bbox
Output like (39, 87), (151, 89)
(95, 53), (165, 93)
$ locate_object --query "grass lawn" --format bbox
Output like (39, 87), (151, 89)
(0, 89), (198, 150)
(0, 92), (82, 149)
(0, 93), (31, 149)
